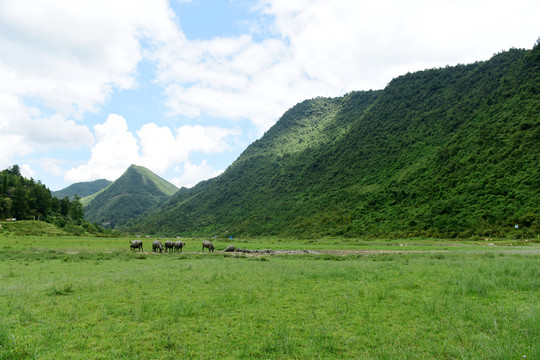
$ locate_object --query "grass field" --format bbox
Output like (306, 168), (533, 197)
(0, 234), (539, 359)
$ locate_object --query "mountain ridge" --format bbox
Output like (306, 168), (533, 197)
(128, 44), (539, 238)
(52, 179), (112, 200)
(83, 165), (178, 228)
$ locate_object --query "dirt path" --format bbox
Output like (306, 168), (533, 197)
(219, 248), (443, 257)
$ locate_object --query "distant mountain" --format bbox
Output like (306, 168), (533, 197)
(83, 165), (178, 228)
(52, 179), (112, 200)
(127, 43), (540, 238)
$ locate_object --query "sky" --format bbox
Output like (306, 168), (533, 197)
(1, 0), (539, 191)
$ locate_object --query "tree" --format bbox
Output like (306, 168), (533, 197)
(12, 184), (28, 219)
(2, 173), (7, 196)
(69, 196), (84, 221)
(60, 197), (70, 217)
(8, 165), (21, 176)
(27, 185), (51, 220)
(2, 198), (12, 218)
(51, 196), (60, 213)
(0, 165), (107, 236)
(34, 185), (51, 218)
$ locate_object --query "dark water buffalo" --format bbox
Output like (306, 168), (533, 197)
(174, 241), (185, 252)
(130, 240), (143, 252)
(224, 245), (235, 252)
(152, 240), (164, 252)
(202, 240), (215, 252)
(164, 241), (175, 253)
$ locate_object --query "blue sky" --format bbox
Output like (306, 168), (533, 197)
(1, 0), (539, 191)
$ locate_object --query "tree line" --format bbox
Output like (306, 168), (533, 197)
(0, 165), (106, 235)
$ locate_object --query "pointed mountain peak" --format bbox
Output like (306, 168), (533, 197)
(82, 165), (178, 228)
(116, 165), (178, 196)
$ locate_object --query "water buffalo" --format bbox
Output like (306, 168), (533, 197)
(224, 245), (235, 252)
(164, 241), (175, 253)
(130, 240), (143, 252)
(152, 240), (164, 252)
(174, 241), (185, 252)
(202, 240), (215, 252)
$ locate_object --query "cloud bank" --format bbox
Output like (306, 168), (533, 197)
(1, 0), (538, 188)
(65, 115), (240, 187)
(0, 0), (179, 170)
(156, 0), (540, 134)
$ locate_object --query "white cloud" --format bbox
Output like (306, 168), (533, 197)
(155, 0), (540, 135)
(0, 0), (181, 164)
(65, 115), (240, 185)
(27, 114), (94, 148)
(3, 0), (539, 189)
(172, 160), (223, 189)
(65, 115), (141, 182)
(260, 0), (540, 85)
(175, 125), (242, 154)
(0, 133), (33, 170)
(137, 122), (241, 174)
(0, 0), (180, 110)
(155, 35), (330, 133)
(20, 164), (35, 179)
(137, 123), (179, 173)
(41, 160), (65, 177)
(0, 93), (94, 156)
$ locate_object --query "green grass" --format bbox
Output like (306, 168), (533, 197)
(0, 221), (69, 237)
(0, 236), (538, 359)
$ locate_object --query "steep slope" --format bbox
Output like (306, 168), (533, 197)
(128, 44), (539, 238)
(83, 165), (178, 228)
(52, 179), (112, 200)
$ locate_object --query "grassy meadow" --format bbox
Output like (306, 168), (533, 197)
(0, 233), (539, 359)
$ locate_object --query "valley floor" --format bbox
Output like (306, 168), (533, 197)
(0, 236), (538, 359)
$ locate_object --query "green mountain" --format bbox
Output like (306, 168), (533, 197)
(83, 165), (178, 228)
(52, 179), (112, 200)
(128, 44), (540, 238)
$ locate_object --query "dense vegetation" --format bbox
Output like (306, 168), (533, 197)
(51, 179), (111, 201)
(83, 165), (178, 229)
(0, 165), (107, 235)
(128, 43), (539, 238)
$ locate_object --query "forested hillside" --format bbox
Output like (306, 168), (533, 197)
(0, 165), (107, 235)
(128, 43), (540, 238)
(52, 179), (111, 200)
(83, 165), (178, 228)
